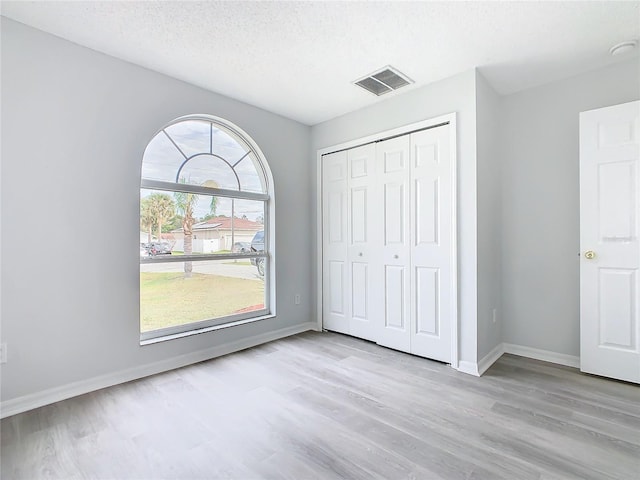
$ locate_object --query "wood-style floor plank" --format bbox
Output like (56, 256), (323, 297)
(2, 331), (639, 479)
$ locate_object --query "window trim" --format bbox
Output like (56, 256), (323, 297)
(141, 179), (268, 201)
(139, 114), (275, 344)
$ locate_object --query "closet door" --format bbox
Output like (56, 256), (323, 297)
(322, 151), (349, 334)
(410, 126), (452, 363)
(376, 135), (411, 352)
(347, 144), (379, 341)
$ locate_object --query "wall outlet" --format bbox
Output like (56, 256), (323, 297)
(492, 308), (497, 324)
(0, 343), (7, 364)
(294, 294), (301, 305)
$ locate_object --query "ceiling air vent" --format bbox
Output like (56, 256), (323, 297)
(354, 66), (413, 96)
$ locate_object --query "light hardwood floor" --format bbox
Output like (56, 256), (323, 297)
(2, 331), (639, 479)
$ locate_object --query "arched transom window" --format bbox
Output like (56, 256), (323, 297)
(140, 115), (272, 342)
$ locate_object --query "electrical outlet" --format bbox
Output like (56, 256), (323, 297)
(294, 294), (301, 305)
(0, 343), (7, 364)
(492, 308), (497, 324)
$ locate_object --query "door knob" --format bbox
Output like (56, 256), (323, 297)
(394, 254), (399, 259)
(584, 250), (596, 260)
(358, 252), (363, 257)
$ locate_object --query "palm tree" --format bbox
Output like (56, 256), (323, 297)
(174, 181), (198, 278)
(147, 193), (175, 243)
(210, 196), (218, 216)
(140, 198), (155, 244)
(202, 180), (218, 217)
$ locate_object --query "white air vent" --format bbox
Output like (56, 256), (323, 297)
(354, 66), (413, 96)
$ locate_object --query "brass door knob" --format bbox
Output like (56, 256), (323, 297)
(584, 250), (596, 260)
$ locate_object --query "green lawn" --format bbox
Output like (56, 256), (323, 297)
(140, 272), (264, 332)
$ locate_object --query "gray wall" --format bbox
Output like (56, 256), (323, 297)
(501, 59), (640, 356)
(475, 71), (503, 360)
(311, 70), (479, 365)
(0, 18), (312, 402)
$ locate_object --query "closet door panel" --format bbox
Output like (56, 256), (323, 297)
(328, 261), (345, 316)
(322, 151), (349, 334)
(410, 126), (452, 362)
(376, 136), (411, 352)
(348, 144), (379, 341)
(415, 266), (439, 335)
(384, 183), (405, 245)
(415, 177), (439, 245)
(384, 265), (407, 329)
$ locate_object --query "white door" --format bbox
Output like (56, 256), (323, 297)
(410, 126), (453, 363)
(376, 135), (412, 353)
(322, 150), (349, 334)
(347, 144), (379, 341)
(580, 100), (640, 384)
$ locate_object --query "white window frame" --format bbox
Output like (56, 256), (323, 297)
(140, 114), (276, 344)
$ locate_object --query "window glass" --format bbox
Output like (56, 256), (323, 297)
(140, 189), (265, 256)
(236, 154), (265, 193)
(212, 125), (248, 164)
(178, 155), (239, 190)
(140, 259), (266, 333)
(140, 115), (272, 341)
(165, 120), (211, 159)
(141, 131), (185, 182)
(232, 198), (265, 225)
(142, 119), (265, 193)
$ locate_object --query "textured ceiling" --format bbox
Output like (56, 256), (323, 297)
(2, 1), (639, 125)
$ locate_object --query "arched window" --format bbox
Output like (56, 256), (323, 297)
(140, 115), (273, 342)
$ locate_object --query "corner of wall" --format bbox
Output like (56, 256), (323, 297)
(474, 69), (504, 362)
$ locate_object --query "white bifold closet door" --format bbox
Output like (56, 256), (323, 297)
(377, 135), (412, 352)
(409, 126), (453, 362)
(322, 150), (348, 334)
(322, 123), (453, 364)
(322, 144), (378, 341)
(346, 144), (379, 341)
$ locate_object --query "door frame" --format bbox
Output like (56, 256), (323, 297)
(315, 112), (459, 368)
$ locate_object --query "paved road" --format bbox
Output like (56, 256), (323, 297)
(140, 260), (263, 281)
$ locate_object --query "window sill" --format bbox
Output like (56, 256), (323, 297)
(139, 314), (276, 346)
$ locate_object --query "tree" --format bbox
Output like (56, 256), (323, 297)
(174, 181), (199, 278)
(175, 178), (219, 278)
(210, 196), (218, 217)
(140, 198), (155, 244)
(202, 180), (218, 218)
(147, 193), (175, 243)
(163, 214), (183, 233)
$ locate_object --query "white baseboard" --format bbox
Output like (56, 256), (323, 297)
(503, 343), (580, 368)
(456, 342), (579, 377)
(457, 360), (480, 376)
(1, 322), (317, 419)
(457, 343), (505, 377)
(478, 342), (506, 375)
